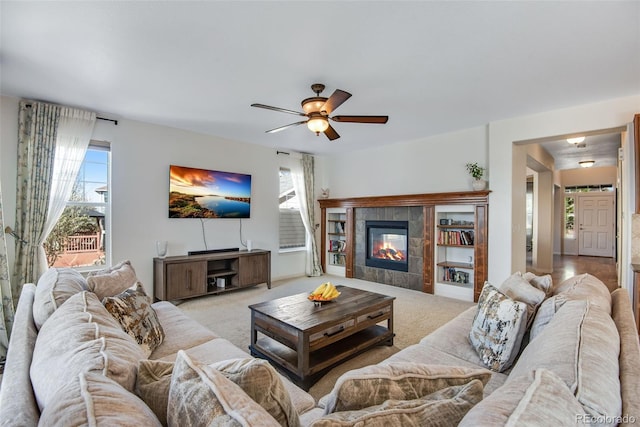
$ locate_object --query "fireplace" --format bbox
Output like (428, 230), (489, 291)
(365, 220), (409, 272)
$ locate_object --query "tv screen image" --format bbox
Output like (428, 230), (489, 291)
(169, 165), (251, 218)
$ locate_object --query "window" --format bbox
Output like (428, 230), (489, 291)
(45, 142), (110, 269)
(279, 167), (306, 250)
(564, 196), (575, 238)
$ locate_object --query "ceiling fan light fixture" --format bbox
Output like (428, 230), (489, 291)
(579, 160), (595, 168)
(567, 136), (585, 144)
(301, 97), (327, 114)
(307, 116), (329, 134)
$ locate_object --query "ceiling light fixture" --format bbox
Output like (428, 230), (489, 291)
(567, 136), (586, 144)
(307, 116), (329, 134)
(579, 160), (595, 168)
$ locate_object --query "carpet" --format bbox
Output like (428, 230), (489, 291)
(178, 274), (474, 400)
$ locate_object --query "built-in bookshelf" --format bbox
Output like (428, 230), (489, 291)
(434, 205), (476, 301)
(325, 208), (347, 275)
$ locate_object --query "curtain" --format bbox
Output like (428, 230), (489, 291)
(291, 154), (323, 276)
(40, 107), (96, 272)
(0, 184), (15, 367)
(12, 101), (60, 300)
(12, 101), (96, 297)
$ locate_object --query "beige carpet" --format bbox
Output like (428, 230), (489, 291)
(178, 274), (474, 400)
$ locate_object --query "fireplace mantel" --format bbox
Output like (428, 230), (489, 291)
(318, 190), (490, 209)
(318, 191), (489, 301)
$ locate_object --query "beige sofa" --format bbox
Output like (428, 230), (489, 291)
(1, 268), (639, 426)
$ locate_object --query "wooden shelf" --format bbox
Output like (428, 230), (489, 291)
(437, 261), (473, 269)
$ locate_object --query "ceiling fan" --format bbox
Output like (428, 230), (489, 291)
(251, 83), (388, 141)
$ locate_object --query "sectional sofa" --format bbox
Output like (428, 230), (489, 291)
(1, 261), (638, 426)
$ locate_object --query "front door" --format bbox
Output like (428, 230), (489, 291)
(578, 194), (615, 257)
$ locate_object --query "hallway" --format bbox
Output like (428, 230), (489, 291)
(538, 254), (618, 293)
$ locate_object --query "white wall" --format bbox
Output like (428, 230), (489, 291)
(318, 126), (489, 198)
(0, 95), (306, 294)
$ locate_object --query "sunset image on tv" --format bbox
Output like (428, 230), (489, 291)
(169, 165), (251, 218)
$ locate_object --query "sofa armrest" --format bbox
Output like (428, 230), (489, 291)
(611, 288), (640, 424)
(0, 283), (40, 426)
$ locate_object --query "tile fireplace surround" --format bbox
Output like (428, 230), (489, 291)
(355, 207), (424, 291)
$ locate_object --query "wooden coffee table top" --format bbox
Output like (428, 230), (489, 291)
(249, 285), (394, 331)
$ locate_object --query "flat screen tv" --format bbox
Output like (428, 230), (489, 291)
(169, 165), (251, 218)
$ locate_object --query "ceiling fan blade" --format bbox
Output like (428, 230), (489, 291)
(251, 103), (307, 117)
(324, 124), (340, 141)
(266, 121), (307, 134)
(321, 90), (352, 114)
(331, 115), (389, 124)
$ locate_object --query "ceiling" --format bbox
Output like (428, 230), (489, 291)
(1, 1), (638, 159)
(538, 132), (622, 171)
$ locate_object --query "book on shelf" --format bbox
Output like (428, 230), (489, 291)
(437, 230), (474, 246)
(329, 239), (346, 253)
(442, 267), (470, 284)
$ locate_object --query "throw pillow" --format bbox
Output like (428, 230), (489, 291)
(522, 272), (553, 296)
(496, 273), (546, 328)
(103, 282), (165, 357)
(528, 294), (568, 341)
(87, 259), (138, 300)
(311, 380), (483, 427)
(167, 350), (280, 427)
(469, 282), (528, 372)
(459, 369), (587, 426)
(39, 372), (162, 426)
(137, 357), (300, 427)
(322, 362), (491, 414)
(33, 267), (88, 330)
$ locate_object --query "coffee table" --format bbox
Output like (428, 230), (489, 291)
(248, 285), (395, 390)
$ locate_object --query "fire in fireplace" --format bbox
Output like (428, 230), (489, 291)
(365, 220), (409, 272)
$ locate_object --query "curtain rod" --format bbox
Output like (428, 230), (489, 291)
(23, 103), (117, 125)
(97, 117), (118, 125)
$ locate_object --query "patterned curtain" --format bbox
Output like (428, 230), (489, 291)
(0, 184), (15, 367)
(12, 101), (59, 300)
(291, 154), (323, 276)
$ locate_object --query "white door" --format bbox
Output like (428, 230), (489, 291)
(578, 194), (615, 257)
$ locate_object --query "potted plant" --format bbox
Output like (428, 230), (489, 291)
(465, 162), (487, 190)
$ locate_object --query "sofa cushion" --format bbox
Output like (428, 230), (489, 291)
(39, 372), (162, 426)
(522, 272), (553, 296)
(33, 267), (88, 329)
(137, 357), (301, 427)
(167, 350), (280, 427)
(87, 260), (138, 300)
(321, 362), (491, 414)
(311, 380), (483, 427)
(103, 282), (165, 357)
(469, 283), (528, 372)
(149, 301), (218, 360)
(553, 273), (612, 314)
(31, 291), (146, 410)
(508, 299), (621, 425)
(496, 273), (546, 327)
(459, 369), (586, 426)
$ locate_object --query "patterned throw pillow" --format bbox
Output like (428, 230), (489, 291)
(87, 260), (138, 300)
(136, 357), (301, 427)
(167, 351), (280, 427)
(322, 363), (491, 414)
(103, 282), (165, 357)
(469, 283), (528, 372)
(311, 380), (483, 427)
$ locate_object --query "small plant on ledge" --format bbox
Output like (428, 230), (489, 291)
(465, 162), (485, 180)
(465, 162), (487, 190)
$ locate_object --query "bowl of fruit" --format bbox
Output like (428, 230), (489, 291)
(308, 282), (341, 305)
